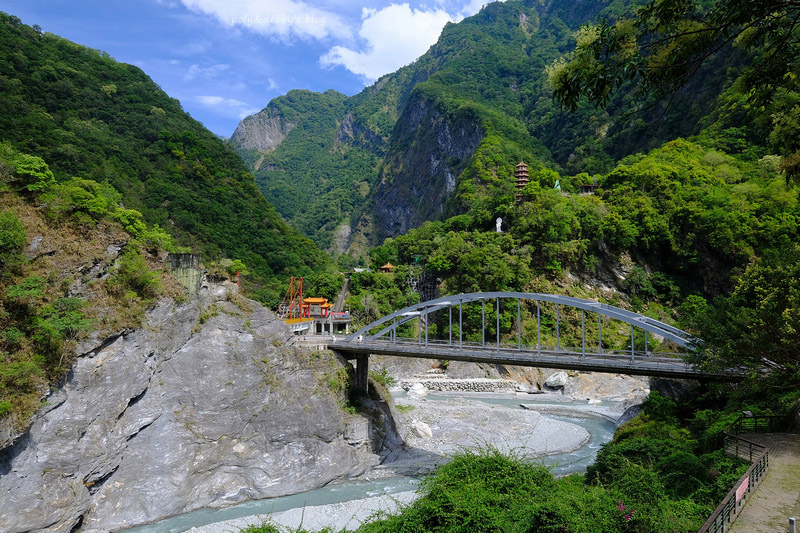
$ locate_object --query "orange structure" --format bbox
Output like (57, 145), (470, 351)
(380, 262), (396, 273)
(301, 297), (333, 318)
(278, 277), (351, 336)
(514, 161), (529, 202)
(278, 276), (304, 319)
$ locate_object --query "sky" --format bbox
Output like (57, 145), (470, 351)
(0, 0), (499, 137)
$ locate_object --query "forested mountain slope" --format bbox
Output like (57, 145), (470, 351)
(0, 12), (330, 300)
(231, 0), (741, 253)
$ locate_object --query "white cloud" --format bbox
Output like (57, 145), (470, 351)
(196, 95), (259, 118)
(268, 77), (279, 91)
(177, 0), (353, 41)
(320, 4), (452, 81)
(184, 63), (230, 81)
(458, 0), (493, 18)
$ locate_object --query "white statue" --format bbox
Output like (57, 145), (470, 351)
(496, 217), (503, 233)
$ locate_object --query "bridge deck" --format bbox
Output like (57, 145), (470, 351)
(329, 340), (742, 381)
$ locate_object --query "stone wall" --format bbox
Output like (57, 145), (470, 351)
(166, 253), (204, 293)
(400, 377), (517, 393)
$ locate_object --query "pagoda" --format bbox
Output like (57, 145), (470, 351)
(514, 161), (529, 202)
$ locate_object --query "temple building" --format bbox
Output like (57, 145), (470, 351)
(300, 297), (350, 335)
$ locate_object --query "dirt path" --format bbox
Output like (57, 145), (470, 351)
(729, 432), (800, 533)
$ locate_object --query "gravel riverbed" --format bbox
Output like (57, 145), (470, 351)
(191, 388), (618, 533)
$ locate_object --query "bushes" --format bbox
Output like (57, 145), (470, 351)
(0, 210), (26, 274)
(107, 245), (162, 301)
(359, 448), (558, 533)
(355, 447), (705, 533)
(4, 151), (55, 193)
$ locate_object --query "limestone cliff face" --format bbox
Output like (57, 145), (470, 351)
(229, 107), (295, 152)
(370, 91), (484, 241)
(0, 282), (402, 533)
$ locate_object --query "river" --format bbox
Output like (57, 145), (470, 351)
(124, 392), (620, 533)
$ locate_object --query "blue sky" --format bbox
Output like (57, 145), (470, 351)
(1, 0), (498, 137)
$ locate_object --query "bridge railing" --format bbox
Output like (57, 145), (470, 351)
(358, 336), (687, 359)
(699, 448), (769, 533)
(339, 338), (704, 377)
(345, 292), (699, 356)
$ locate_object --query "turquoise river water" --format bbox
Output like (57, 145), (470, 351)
(124, 394), (618, 533)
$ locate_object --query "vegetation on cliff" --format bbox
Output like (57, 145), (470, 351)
(0, 142), (179, 433)
(231, 0), (744, 251)
(0, 12), (331, 302)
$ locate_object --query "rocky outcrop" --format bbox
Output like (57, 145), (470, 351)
(0, 283), (399, 533)
(370, 91), (484, 240)
(335, 113), (386, 153)
(229, 106), (295, 152)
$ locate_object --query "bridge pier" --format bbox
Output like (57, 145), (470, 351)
(332, 350), (370, 393)
(354, 353), (369, 393)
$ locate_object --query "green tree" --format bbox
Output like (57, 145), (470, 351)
(690, 245), (800, 380)
(549, 0), (800, 181)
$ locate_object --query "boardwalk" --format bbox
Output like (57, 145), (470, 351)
(730, 428), (800, 532)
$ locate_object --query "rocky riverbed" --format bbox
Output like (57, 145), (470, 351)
(188, 367), (648, 533)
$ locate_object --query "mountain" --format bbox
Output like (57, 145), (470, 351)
(229, 0), (740, 255)
(0, 12), (330, 300)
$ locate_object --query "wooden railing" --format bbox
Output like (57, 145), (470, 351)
(698, 410), (795, 533)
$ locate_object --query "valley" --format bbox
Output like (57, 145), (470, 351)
(1, 0), (799, 531)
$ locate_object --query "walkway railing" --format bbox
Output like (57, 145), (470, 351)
(699, 448), (769, 533)
(698, 412), (791, 533)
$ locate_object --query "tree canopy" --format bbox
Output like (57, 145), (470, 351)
(548, 0), (800, 181)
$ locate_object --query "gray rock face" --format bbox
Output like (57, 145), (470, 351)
(371, 92), (484, 240)
(229, 107), (295, 152)
(335, 113), (385, 152)
(0, 283), (394, 532)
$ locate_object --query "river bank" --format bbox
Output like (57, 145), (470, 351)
(131, 362), (649, 533)
(185, 387), (629, 533)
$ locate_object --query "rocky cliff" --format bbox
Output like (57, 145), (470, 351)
(0, 282), (403, 533)
(370, 91), (484, 241)
(228, 106), (296, 154)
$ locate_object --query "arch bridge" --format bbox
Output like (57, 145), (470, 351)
(328, 292), (742, 391)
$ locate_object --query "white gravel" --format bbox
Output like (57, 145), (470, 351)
(192, 391), (595, 532)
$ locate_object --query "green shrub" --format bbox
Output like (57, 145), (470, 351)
(641, 391), (677, 422)
(107, 246), (161, 300)
(7, 152), (55, 192)
(657, 451), (709, 499)
(0, 357), (45, 394)
(0, 210), (26, 273)
(138, 224), (175, 253)
(111, 208), (147, 238)
(32, 297), (93, 359)
(6, 276), (45, 302)
(369, 367), (396, 388)
(41, 177), (121, 222)
(360, 447), (557, 533)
